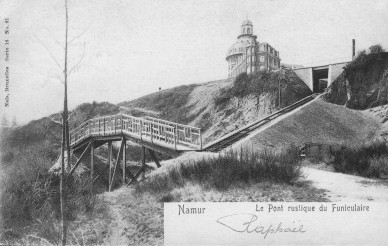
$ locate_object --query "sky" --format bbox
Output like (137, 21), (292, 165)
(0, 0), (388, 124)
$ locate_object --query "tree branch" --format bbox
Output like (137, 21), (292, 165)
(68, 22), (92, 44)
(43, 27), (65, 50)
(32, 32), (63, 71)
(56, 75), (65, 84)
(68, 42), (86, 75)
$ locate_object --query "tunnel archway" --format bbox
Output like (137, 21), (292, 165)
(312, 68), (329, 93)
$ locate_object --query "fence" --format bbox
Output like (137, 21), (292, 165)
(69, 114), (202, 150)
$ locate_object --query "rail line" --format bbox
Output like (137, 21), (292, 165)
(203, 93), (321, 152)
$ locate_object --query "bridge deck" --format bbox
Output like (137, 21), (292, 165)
(70, 114), (202, 153)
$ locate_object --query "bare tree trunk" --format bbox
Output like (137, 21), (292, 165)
(60, 112), (67, 246)
(61, 0), (69, 245)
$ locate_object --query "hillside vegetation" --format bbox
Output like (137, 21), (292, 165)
(121, 69), (311, 143)
(324, 45), (388, 109)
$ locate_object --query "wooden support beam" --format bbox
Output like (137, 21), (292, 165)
(147, 148), (161, 168)
(122, 140), (126, 185)
(69, 141), (92, 176)
(142, 146), (146, 180)
(126, 169), (139, 186)
(109, 138), (124, 191)
(108, 141), (112, 191)
(90, 141), (94, 185)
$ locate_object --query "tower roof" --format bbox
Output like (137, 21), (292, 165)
(242, 19), (252, 26)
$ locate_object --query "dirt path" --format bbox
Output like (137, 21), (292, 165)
(303, 167), (388, 202)
(103, 188), (130, 246)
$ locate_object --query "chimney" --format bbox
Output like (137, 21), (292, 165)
(352, 39), (355, 60)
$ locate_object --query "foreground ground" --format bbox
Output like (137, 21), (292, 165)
(101, 179), (327, 246)
(55, 152), (388, 246)
(302, 166), (388, 202)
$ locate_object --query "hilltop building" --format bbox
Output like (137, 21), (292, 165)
(226, 19), (281, 78)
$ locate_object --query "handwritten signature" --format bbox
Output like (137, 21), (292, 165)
(217, 213), (306, 239)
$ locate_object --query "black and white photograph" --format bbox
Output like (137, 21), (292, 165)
(0, 0), (388, 245)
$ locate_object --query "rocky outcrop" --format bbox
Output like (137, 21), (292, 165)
(324, 52), (388, 109)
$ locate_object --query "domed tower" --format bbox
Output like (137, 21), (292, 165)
(240, 19), (253, 36)
(226, 19), (281, 78)
(226, 19), (258, 78)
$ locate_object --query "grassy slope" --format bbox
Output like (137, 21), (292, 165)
(240, 99), (380, 152)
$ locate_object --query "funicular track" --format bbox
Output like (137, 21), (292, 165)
(203, 93), (321, 152)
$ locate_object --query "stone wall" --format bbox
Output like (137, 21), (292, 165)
(293, 67), (313, 91)
(328, 62), (349, 86)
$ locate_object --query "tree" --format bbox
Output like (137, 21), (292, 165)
(33, 1), (88, 244)
(369, 44), (385, 54)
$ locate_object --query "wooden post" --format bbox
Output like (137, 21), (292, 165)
(140, 120), (143, 140)
(122, 140), (126, 185)
(142, 146), (146, 180)
(148, 148), (161, 168)
(90, 140), (94, 185)
(108, 141), (112, 191)
(114, 116), (117, 134)
(150, 123), (153, 143)
(98, 118), (100, 135)
(110, 138), (124, 191)
(69, 141), (92, 176)
(120, 114), (123, 133)
(103, 118), (106, 135)
(174, 125), (177, 150)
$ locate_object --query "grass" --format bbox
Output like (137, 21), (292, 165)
(136, 146), (303, 194)
(215, 68), (311, 111)
(120, 84), (198, 124)
(329, 141), (388, 178)
(79, 175), (326, 246)
(0, 142), (100, 245)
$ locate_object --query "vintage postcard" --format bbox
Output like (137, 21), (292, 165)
(1, 0), (388, 245)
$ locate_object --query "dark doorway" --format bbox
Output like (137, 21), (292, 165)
(312, 68), (328, 93)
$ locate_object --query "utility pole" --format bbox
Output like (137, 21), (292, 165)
(60, 0), (69, 245)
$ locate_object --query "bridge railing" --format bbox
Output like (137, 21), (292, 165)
(69, 114), (202, 150)
(144, 116), (202, 149)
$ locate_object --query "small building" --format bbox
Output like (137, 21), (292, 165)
(226, 19), (281, 78)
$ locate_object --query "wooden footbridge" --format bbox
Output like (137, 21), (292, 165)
(68, 114), (202, 190)
(68, 93), (321, 191)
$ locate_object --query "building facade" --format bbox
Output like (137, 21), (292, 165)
(226, 19), (281, 78)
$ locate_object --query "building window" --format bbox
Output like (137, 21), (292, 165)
(260, 55), (264, 62)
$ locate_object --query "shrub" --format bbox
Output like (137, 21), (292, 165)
(367, 156), (388, 178)
(369, 44), (385, 54)
(136, 145), (302, 193)
(214, 69), (311, 111)
(0, 143), (98, 244)
(329, 141), (388, 178)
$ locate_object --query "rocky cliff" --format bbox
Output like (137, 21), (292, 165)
(324, 52), (388, 109)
